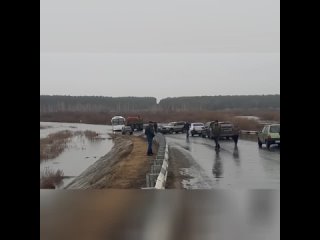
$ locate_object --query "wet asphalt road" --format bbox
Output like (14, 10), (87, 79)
(165, 133), (280, 189)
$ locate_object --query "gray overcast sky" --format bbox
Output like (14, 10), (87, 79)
(40, 0), (280, 101)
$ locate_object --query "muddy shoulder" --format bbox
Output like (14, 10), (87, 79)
(166, 145), (193, 189)
(65, 134), (158, 189)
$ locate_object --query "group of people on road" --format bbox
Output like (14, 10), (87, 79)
(144, 120), (240, 156)
(184, 120), (240, 150)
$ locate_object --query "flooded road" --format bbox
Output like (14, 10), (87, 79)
(40, 122), (114, 188)
(165, 134), (280, 189)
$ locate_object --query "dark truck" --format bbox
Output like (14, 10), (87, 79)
(126, 116), (144, 131)
(122, 116), (144, 135)
(201, 121), (234, 139)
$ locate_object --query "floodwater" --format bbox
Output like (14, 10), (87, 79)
(234, 115), (279, 125)
(234, 115), (260, 121)
(40, 122), (114, 188)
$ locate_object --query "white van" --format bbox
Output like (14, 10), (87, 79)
(111, 116), (125, 131)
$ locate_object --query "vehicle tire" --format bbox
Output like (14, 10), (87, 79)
(258, 138), (262, 148)
(130, 132), (133, 135)
(192, 134), (194, 137)
(201, 134), (205, 138)
(169, 129), (173, 134)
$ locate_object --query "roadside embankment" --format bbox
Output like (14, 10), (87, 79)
(65, 134), (158, 189)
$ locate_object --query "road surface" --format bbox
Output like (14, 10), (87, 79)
(165, 133), (280, 189)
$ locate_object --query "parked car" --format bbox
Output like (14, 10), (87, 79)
(157, 124), (168, 134)
(122, 125), (133, 135)
(219, 122), (235, 139)
(201, 121), (215, 138)
(189, 123), (205, 136)
(258, 124), (280, 149)
(158, 121), (186, 134)
(201, 121), (234, 139)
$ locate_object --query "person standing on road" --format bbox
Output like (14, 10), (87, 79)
(232, 125), (240, 146)
(145, 121), (155, 156)
(184, 122), (191, 138)
(153, 122), (158, 133)
(212, 120), (221, 150)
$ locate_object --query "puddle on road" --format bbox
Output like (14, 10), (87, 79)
(40, 122), (114, 189)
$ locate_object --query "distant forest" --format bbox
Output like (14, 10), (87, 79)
(158, 95), (279, 111)
(40, 95), (280, 113)
(40, 96), (157, 112)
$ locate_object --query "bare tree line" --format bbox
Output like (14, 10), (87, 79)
(40, 95), (279, 113)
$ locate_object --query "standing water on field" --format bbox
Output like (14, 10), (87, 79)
(40, 122), (115, 188)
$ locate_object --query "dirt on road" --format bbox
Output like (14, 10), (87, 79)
(166, 145), (192, 189)
(104, 135), (158, 188)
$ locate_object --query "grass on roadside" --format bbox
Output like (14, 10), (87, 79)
(84, 130), (99, 141)
(40, 168), (64, 189)
(40, 130), (73, 162)
(40, 130), (101, 162)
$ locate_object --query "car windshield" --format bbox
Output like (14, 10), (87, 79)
(112, 119), (125, 125)
(270, 125), (280, 133)
(193, 123), (204, 126)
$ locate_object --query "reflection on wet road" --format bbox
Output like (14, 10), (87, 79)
(166, 134), (280, 189)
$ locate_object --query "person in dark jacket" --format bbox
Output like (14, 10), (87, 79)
(145, 121), (155, 156)
(184, 122), (190, 138)
(232, 125), (240, 146)
(153, 122), (158, 133)
(212, 120), (221, 150)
